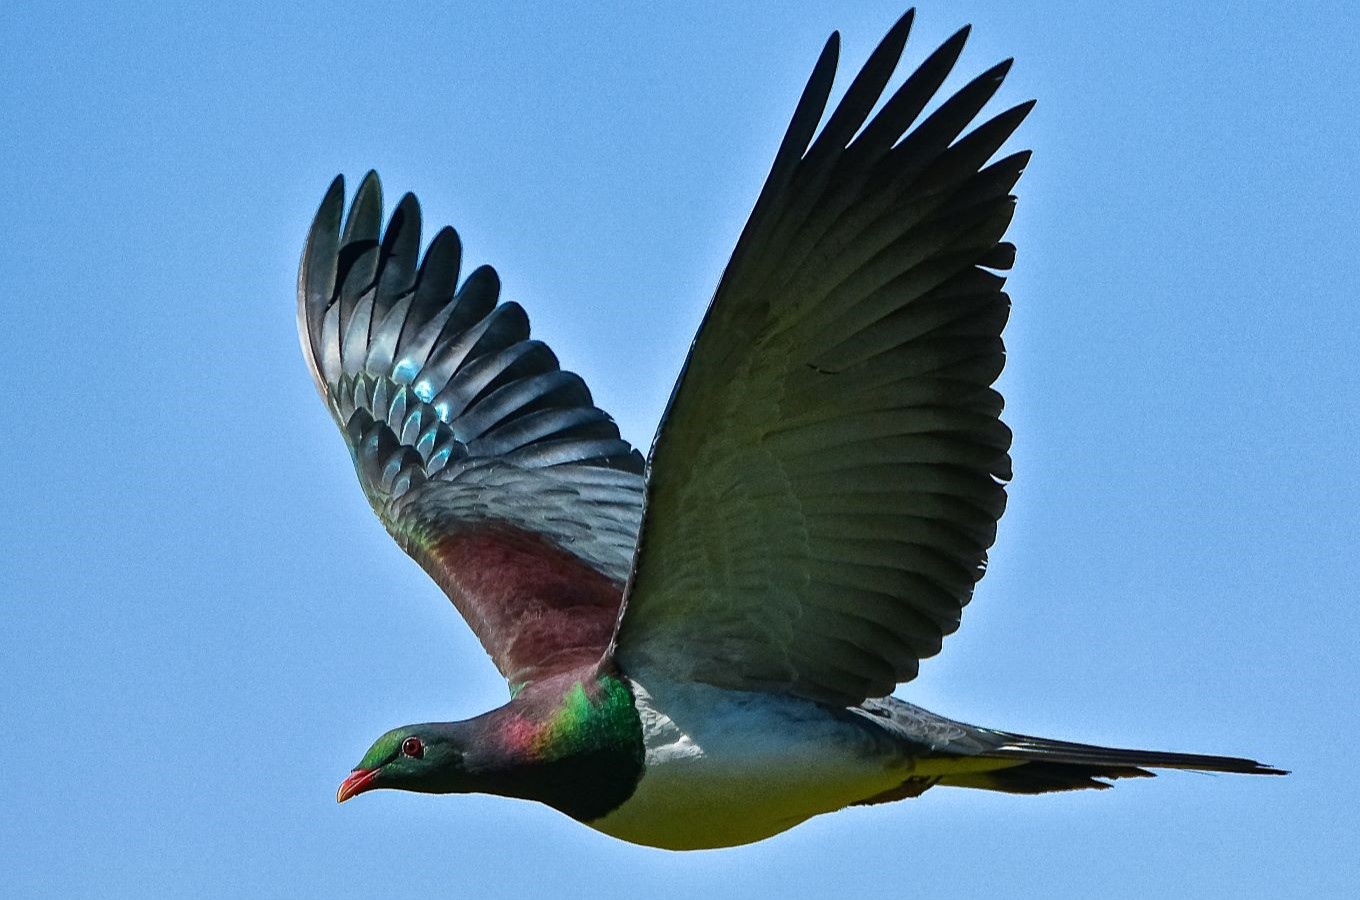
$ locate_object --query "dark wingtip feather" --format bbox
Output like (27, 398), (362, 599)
(389, 191), (422, 232)
(458, 264), (502, 314)
(849, 23), (972, 157)
(1001, 101), (1038, 150)
(933, 25), (971, 71)
(353, 170), (382, 206)
(336, 172), (384, 338)
(375, 192), (423, 309)
(720, 27), (841, 289)
(344, 171), (383, 244)
(301, 175), (346, 300)
(807, 9), (915, 160)
(298, 175), (348, 397)
(398, 225), (464, 355)
(979, 57), (1014, 85)
(887, 55), (1015, 166)
(777, 31), (841, 171)
(798, 32), (841, 148)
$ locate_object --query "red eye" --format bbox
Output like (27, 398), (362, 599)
(401, 736), (424, 759)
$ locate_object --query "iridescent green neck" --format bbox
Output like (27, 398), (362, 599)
(467, 670), (644, 821)
(529, 676), (638, 758)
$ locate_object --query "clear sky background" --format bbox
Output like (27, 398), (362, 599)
(3, 1), (1356, 897)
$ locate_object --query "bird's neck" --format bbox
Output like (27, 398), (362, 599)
(463, 669), (645, 821)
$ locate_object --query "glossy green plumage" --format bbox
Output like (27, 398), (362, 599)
(529, 676), (640, 762)
(345, 670), (644, 822)
(480, 672), (646, 821)
(356, 730), (406, 772)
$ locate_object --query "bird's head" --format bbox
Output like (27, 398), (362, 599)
(336, 724), (469, 802)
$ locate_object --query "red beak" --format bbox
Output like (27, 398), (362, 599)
(336, 767), (379, 803)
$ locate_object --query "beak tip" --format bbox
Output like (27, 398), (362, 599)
(337, 767), (377, 804)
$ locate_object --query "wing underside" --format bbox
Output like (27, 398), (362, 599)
(615, 11), (1031, 706)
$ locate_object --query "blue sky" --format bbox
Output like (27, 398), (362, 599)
(3, 1), (1356, 896)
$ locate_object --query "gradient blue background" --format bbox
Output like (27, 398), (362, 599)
(3, 2), (1355, 896)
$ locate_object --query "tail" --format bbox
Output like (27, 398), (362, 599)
(942, 731), (1288, 794)
(853, 698), (1287, 796)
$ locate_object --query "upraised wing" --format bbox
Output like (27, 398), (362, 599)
(299, 173), (646, 691)
(614, 11), (1031, 706)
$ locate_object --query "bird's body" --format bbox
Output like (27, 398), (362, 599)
(381, 666), (918, 850)
(388, 663), (1275, 851)
(303, 8), (1283, 851)
(592, 671), (908, 850)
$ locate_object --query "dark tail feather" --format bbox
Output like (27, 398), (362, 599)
(941, 732), (1287, 795)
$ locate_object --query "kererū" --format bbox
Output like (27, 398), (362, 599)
(298, 9), (1284, 851)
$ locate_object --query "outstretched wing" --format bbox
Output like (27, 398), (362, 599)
(614, 12), (1031, 706)
(299, 173), (646, 691)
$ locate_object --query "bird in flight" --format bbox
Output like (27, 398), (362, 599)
(299, 9), (1283, 851)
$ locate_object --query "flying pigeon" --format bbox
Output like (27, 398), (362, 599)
(299, 10), (1284, 851)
